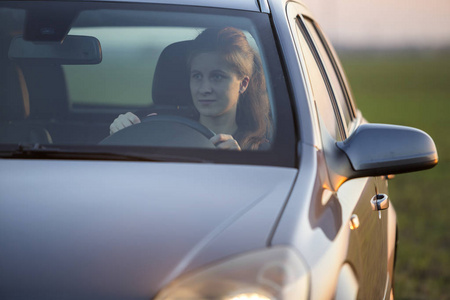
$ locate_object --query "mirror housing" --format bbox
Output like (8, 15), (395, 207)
(336, 124), (438, 179)
(8, 35), (102, 65)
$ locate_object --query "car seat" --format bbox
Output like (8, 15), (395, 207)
(138, 40), (197, 119)
(0, 50), (53, 144)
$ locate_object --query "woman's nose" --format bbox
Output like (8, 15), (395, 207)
(199, 79), (212, 94)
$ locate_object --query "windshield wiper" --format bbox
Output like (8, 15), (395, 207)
(0, 143), (209, 163)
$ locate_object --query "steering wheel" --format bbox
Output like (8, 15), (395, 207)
(99, 115), (216, 148)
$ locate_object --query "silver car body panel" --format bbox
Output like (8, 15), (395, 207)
(271, 143), (372, 299)
(0, 159), (297, 298)
(259, 0), (270, 13)
(267, 0), (318, 147)
(267, 1), (394, 299)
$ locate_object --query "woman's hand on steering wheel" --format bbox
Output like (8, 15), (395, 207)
(110, 112), (141, 135)
(108, 113), (240, 150)
(210, 134), (241, 151)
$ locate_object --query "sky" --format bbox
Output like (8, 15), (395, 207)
(301, 0), (450, 50)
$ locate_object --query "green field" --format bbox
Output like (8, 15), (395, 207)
(340, 52), (450, 300)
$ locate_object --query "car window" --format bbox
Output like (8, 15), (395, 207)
(293, 16), (344, 141)
(0, 2), (296, 167)
(303, 18), (353, 130)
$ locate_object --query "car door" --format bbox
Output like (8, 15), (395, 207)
(286, 3), (389, 298)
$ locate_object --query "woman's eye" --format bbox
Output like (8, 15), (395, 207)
(191, 73), (202, 80)
(212, 74), (224, 81)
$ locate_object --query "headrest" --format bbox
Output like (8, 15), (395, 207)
(22, 64), (68, 119)
(0, 61), (26, 121)
(152, 40), (192, 107)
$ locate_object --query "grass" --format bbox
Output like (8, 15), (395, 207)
(340, 51), (450, 300)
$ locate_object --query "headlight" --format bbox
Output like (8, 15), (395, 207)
(154, 247), (309, 300)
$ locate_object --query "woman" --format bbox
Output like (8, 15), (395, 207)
(109, 27), (271, 150)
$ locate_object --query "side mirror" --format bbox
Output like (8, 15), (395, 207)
(336, 124), (438, 179)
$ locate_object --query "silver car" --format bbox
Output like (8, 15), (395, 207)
(0, 0), (438, 299)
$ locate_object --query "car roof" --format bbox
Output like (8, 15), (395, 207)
(35, 0), (264, 12)
(0, 0), (312, 15)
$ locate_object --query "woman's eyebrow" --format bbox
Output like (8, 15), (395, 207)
(210, 69), (228, 74)
(190, 69), (228, 75)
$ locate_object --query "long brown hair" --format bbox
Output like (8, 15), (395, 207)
(188, 27), (271, 150)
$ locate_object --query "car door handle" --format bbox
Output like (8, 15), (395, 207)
(370, 194), (389, 211)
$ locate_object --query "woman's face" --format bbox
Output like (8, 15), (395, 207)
(190, 52), (248, 119)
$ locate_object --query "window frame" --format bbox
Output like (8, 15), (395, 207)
(302, 17), (357, 124)
(294, 14), (346, 140)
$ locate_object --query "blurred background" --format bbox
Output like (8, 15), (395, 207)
(301, 0), (449, 299)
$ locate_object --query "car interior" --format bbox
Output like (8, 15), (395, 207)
(1, 35), (202, 147)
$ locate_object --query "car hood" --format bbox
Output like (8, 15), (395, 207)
(0, 159), (297, 299)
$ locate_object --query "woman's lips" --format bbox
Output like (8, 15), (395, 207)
(198, 99), (216, 105)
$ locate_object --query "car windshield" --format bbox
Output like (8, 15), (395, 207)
(0, 1), (296, 166)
